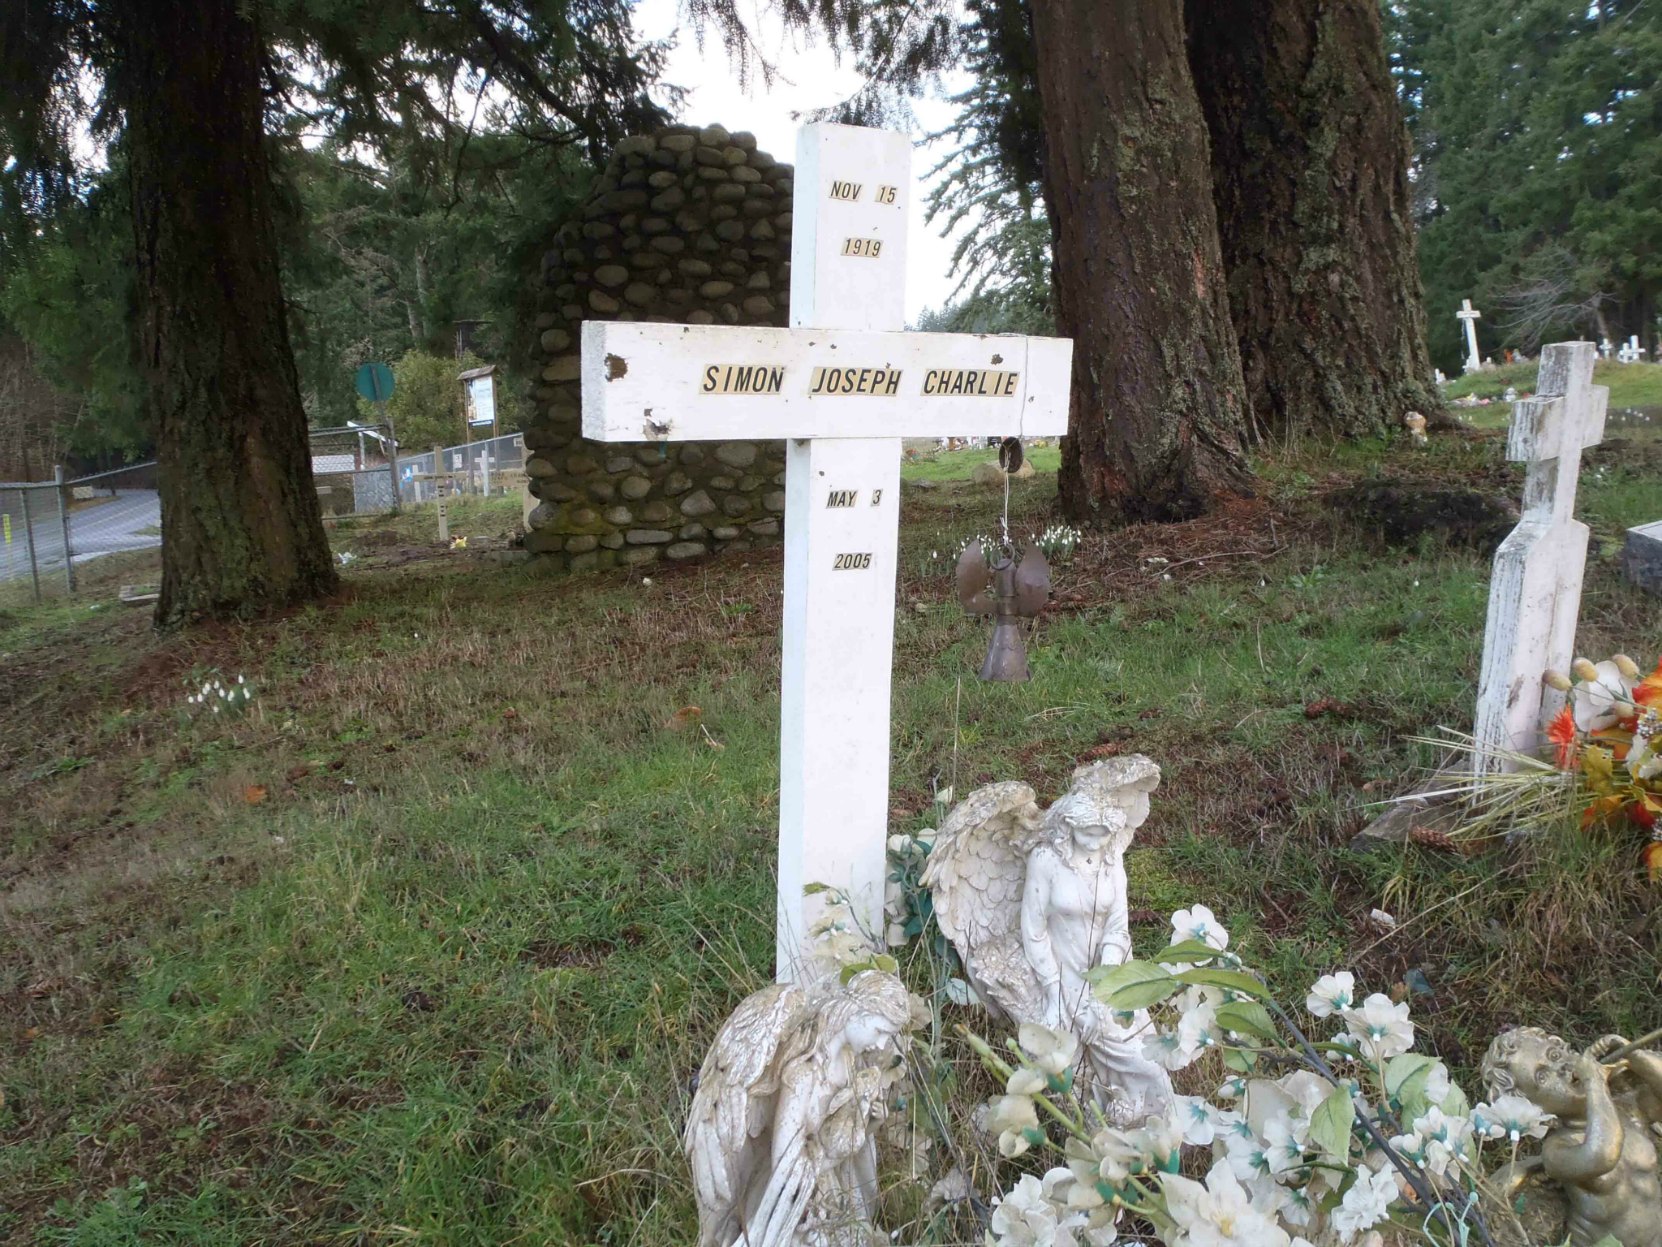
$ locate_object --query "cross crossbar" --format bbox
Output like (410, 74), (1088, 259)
(582, 322), (1071, 443)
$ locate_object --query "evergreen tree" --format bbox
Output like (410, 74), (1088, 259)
(0, 0), (662, 623)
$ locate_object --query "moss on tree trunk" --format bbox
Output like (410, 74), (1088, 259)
(1029, 0), (1253, 524)
(1187, 0), (1439, 440)
(109, 0), (337, 625)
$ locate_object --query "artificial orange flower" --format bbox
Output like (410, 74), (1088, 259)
(1643, 840), (1662, 883)
(1547, 705), (1578, 769)
(1635, 659), (1662, 710)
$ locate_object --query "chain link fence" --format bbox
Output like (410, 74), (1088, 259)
(1, 462), (162, 605)
(0, 429), (527, 606)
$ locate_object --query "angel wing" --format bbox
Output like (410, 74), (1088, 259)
(955, 544), (993, 615)
(920, 781), (1049, 1023)
(1014, 545), (1050, 617)
(684, 983), (811, 1247)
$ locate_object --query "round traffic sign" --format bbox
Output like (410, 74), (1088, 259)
(355, 361), (395, 403)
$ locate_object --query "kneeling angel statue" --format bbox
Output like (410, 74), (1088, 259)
(684, 969), (917, 1247)
(922, 755), (1174, 1125)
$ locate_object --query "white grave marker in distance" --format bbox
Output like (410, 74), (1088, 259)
(1456, 298), (1483, 373)
(1472, 341), (1606, 772)
(581, 124), (1073, 981)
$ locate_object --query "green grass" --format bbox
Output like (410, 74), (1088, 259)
(2, 431), (1660, 1244)
(900, 442), (1062, 482)
(1443, 359), (1662, 408)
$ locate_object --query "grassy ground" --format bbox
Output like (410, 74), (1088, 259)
(2, 430), (1660, 1244)
(1442, 358), (1662, 408)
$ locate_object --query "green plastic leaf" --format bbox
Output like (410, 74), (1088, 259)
(1222, 1046), (1258, 1073)
(803, 882), (833, 896)
(1309, 1087), (1356, 1160)
(1157, 939), (1228, 964)
(1383, 1054), (1439, 1103)
(1174, 967), (1267, 998)
(1088, 960), (1180, 1010)
(1214, 1000), (1278, 1042)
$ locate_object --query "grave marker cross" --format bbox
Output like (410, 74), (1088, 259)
(1472, 341), (1607, 771)
(580, 123), (1073, 981)
(1456, 298), (1483, 374)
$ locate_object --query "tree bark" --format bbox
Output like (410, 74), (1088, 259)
(1029, 0), (1252, 524)
(1187, 0), (1439, 441)
(108, 0), (336, 625)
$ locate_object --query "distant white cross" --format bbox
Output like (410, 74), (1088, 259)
(1618, 334), (1646, 364)
(1456, 299), (1483, 374)
(1599, 337), (1614, 360)
(580, 124), (1073, 980)
(1473, 341), (1607, 771)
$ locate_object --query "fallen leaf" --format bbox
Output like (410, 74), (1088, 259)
(285, 764), (311, 782)
(667, 706), (703, 730)
(243, 785), (269, 805)
(1080, 742), (1122, 761)
(502, 708), (519, 720)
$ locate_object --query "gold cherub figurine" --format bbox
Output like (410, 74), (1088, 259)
(1483, 1027), (1662, 1247)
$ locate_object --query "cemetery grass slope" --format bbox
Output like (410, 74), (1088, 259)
(2, 431), (1659, 1243)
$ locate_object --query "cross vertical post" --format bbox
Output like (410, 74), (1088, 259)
(1472, 341), (1607, 772)
(1456, 298), (1482, 374)
(580, 123), (1073, 981)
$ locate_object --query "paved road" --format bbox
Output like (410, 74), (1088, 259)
(0, 488), (161, 585)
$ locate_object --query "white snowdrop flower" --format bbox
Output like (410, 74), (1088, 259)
(237, 674), (245, 684)
(211, 704), (220, 714)
(1472, 1093), (1555, 1143)
(1343, 994), (1414, 1063)
(201, 682), (211, 695)
(1331, 1163), (1399, 1242)
(1306, 971), (1356, 1018)
(1170, 904), (1229, 952)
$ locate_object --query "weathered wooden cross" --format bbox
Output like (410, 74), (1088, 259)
(581, 124), (1073, 980)
(1456, 298), (1483, 374)
(1472, 341), (1607, 772)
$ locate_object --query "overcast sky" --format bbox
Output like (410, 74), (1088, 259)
(631, 0), (972, 322)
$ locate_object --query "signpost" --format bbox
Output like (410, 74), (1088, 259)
(581, 123), (1073, 980)
(349, 363), (399, 513)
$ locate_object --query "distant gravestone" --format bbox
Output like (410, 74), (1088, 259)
(1457, 299), (1483, 374)
(1623, 520), (1662, 597)
(1472, 341), (1607, 772)
(1618, 335), (1646, 364)
(1599, 338), (1614, 360)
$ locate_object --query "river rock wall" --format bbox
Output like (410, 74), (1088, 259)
(521, 123), (794, 571)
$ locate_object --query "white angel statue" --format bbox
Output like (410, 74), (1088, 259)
(922, 754), (1174, 1124)
(684, 969), (916, 1247)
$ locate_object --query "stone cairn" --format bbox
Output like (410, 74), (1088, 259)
(522, 123), (794, 571)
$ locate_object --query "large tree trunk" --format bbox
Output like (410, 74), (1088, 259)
(108, 0), (336, 625)
(1187, 0), (1439, 441)
(1029, 0), (1252, 524)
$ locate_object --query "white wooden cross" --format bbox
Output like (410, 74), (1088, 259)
(1599, 337), (1614, 360)
(1618, 334), (1646, 364)
(580, 123), (1073, 981)
(1456, 299), (1483, 374)
(1472, 341), (1607, 772)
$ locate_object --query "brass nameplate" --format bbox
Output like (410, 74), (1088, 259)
(808, 366), (903, 397)
(700, 364), (786, 395)
(921, 368), (1019, 397)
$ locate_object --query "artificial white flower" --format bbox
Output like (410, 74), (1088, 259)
(1410, 1105), (1472, 1175)
(1342, 994), (1415, 1063)
(1215, 1075), (1248, 1101)
(1571, 659), (1638, 731)
(988, 1094), (1041, 1158)
(1008, 1067), (1049, 1097)
(989, 1171), (1087, 1247)
(1142, 1023), (1202, 1072)
(1305, 971), (1356, 1018)
(1261, 1115), (1307, 1178)
(1020, 1023), (1081, 1076)
(1472, 1093), (1555, 1144)
(1331, 1163), (1399, 1242)
(1175, 1095), (1240, 1147)
(1162, 1161), (1290, 1247)
(1171, 904), (1230, 952)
